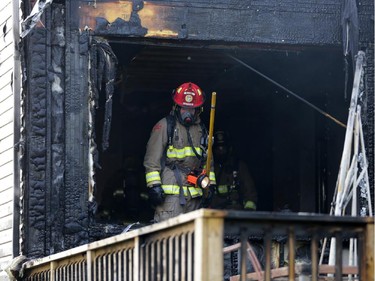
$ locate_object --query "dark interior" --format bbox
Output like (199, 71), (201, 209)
(93, 40), (351, 225)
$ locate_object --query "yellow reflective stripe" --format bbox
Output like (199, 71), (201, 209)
(161, 185), (203, 196)
(145, 171), (161, 184)
(166, 147), (203, 159)
(217, 185), (229, 194)
(209, 171), (216, 181)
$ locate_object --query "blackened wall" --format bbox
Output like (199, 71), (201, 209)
(82, 0), (343, 46)
(23, 3), (90, 257)
(358, 0), (374, 214)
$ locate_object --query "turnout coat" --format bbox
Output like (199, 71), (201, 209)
(144, 114), (216, 198)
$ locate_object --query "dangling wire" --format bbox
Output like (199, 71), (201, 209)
(227, 54), (346, 129)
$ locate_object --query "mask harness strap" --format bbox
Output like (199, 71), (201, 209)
(171, 164), (187, 206)
(165, 114), (186, 206)
(186, 126), (203, 160)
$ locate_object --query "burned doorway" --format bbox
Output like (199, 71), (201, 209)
(93, 40), (349, 224)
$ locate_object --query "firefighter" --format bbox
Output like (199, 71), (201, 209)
(211, 130), (257, 210)
(144, 82), (216, 223)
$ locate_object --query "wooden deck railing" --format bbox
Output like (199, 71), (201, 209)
(23, 209), (374, 281)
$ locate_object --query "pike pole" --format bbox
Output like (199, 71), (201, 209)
(203, 92), (216, 197)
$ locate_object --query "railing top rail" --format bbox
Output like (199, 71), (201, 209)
(223, 210), (374, 225)
(23, 209), (223, 268)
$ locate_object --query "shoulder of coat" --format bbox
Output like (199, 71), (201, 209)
(152, 117), (168, 132)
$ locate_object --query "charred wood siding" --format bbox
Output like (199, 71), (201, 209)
(360, 44), (374, 214)
(24, 3), (90, 258)
(78, 0), (343, 46)
(358, 1), (374, 215)
(25, 27), (50, 258)
(63, 27), (90, 250)
(0, 0), (15, 276)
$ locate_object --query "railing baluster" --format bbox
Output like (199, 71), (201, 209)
(335, 232), (343, 281)
(187, 232), (193, 281)
(239, 229), (247, 281)
(168, 237), (173, 280)
(175, 235), (180, 280)
(311, 232), (319, 281)
(358, 231), (365, 281)
(162, 238), (167, 281)
(130, 248), (134, 281)
(117, 251), (121, 281)
(109, 253), (113, 281)
(87, 250), (93, 281)
(99, 255), (103, 281)
(151, 240), (155, 280)
(288, 227), (295, 281)
(145, 242), (150, 281)
(155, 239), (161, 280)
(264, 231), (272, 281)
(51, 261), (56, 281)
(181, 233), (187, 281)
(73, 262), (76, 281)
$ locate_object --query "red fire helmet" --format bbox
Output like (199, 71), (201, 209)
(172, 82), (205, 108)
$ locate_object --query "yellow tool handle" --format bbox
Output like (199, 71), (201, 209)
(205, 92), (216, 179)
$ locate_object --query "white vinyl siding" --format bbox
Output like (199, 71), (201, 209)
(0, 0), (15, 279)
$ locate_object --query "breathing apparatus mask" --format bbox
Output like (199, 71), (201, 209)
(176, 106), (201, 126)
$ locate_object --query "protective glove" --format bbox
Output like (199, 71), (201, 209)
(243, 200), (256, 211)
(201, 185), (216, 208)
(148, 185), (165, 206)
